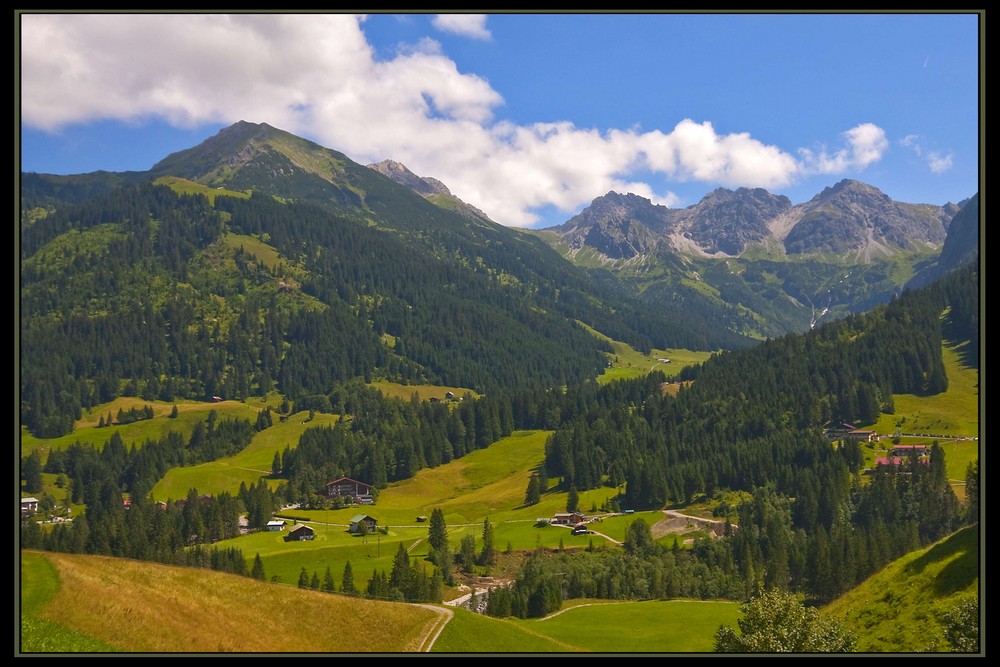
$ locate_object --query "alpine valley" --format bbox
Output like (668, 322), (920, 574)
(19, 121), (980, 654)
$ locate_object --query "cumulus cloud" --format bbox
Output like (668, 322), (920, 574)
(927, 151), (954, 173)
(638, 119), (802, 189)
(432, 14), (492, 40)
(19, 14), (889, 228)
(798, 123), (888, 174)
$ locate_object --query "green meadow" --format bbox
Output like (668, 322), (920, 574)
(20, 397), (271, 458)
(20, 551), (441, 653)
(151, 410), (340, 501)
(578, 322), (713, 385)
(864, 336), (980, 497)
(509, 599), (743, 653)
(155, 175), (251, 204)
(870, 338), (980, 438)
(431, 606), (583, 652)
(241, 430), (637, 586)
(370, 380), (480, 402)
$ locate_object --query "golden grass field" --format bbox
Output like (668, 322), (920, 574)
(23, 551), (448, 653)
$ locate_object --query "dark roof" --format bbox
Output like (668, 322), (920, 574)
(326, 476), (372, 488)
(289, 524), (314, 534)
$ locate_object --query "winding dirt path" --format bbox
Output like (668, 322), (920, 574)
(413, 604), (454, 652)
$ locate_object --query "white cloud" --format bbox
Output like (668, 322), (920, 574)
(927, 151), (954, 173)
(900, 134), (922, 155)
(18, 14), (891, 228)
(638, 119), (802, 189)
(798, 123), (888, 174)
(899, 135), (953, 174)
(432, 14), (492, 40)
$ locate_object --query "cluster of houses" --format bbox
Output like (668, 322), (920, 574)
(258, 476), (380, 542)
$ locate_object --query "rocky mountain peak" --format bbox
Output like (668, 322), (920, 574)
(367, 159), (451, 196)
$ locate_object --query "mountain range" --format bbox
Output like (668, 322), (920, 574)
(19, 120), (979, 423)
(547, 180), (959, 261)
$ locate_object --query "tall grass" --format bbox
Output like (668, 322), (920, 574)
(25, 551), (445, 653)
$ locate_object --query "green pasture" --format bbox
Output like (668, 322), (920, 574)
(234, 430), (662, 591)
(21, 472), (85, 520)
(20, 398), (268, 459)
(220, 232), (284, 270)
(370, 381), (480, 402)
(218, 522), (433, 587)
(869, 338), (980, 438)
(151, 410), (340, 501)
(432, 606), (580, 653)
(155, 175), (250, 204)
(578, 322), (713, 385)
(368, 430), (552, 525)
(510, 599), (742, 653)
(583, 511), (663, 543)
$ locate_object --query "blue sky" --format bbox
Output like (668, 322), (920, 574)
(18, 12), (981, 228)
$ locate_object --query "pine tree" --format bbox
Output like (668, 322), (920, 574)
(964, 460), (979, 524)
(428, 507), (448, 554)
(22, 449), (44, 494)
(566, 485), (580, 513)
(342, 560), (357, 596)
(390, 542), (412, 596)
(323, 566), (336, 592)
(310, 571), (320, 590)
(251, 553), (266, 580)
(460, 534), (477, 574)
(525, 473), (541, 505)
(479, 516), (496, 566)
(298, 566), (310, 588)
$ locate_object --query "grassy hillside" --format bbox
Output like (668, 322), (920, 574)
(870, 337), (979, 438)
(20, 552), (121, 653)
(369, 381), (480, 402)
(20, 550), (446, 653)
(20, 397), (272, 458)
(20, 550), (744, 654)
(823, 526), (979, 653)
(431, 606), (581, 652)
(233, 430), (619, 589)
(577, 321), (713, 384)
(151, 410), (340, 501)
(865, 335), (980, 497)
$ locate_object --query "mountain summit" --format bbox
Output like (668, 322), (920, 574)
(366, 159), (493, 223)
(548, 179), (953, 260)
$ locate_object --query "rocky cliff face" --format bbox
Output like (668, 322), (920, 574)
(782, 180), (947, 255)
(906, 193), (979, 289)
(678, 187), (792, 256)
(555, 191), (674, 258)
(367, 159), (451, 197)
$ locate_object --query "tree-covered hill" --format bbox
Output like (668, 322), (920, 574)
(20, 123), (754, 439)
